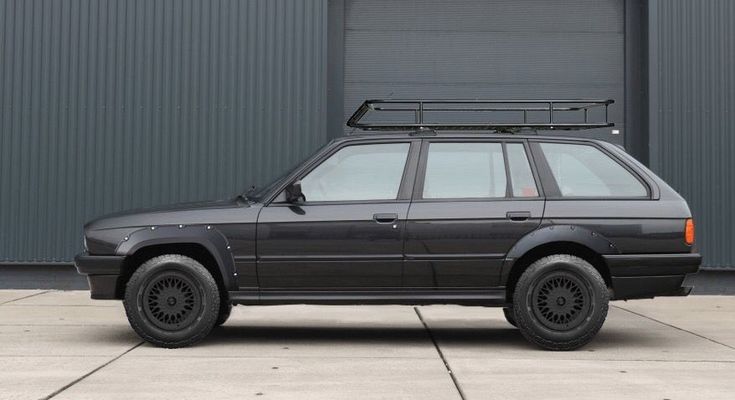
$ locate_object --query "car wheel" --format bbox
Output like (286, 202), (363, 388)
(502, 307), (517, 328)
(215, 302), (233, 327)
(123, 254), (220, 348)
(513, 254), (609, 351)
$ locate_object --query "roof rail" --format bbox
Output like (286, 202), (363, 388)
(346, 99), (614, 132)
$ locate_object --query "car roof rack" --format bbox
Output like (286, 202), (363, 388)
(346, 99), (614, 132)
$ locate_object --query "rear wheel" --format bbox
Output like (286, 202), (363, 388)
(124, 254), (220, 348)
(502, 307), (517, 328)
(513, 254), (608, 351)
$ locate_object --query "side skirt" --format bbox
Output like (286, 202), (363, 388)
(229, 288), (508, 306)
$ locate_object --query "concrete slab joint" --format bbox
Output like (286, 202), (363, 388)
(0, 291), (734, 399)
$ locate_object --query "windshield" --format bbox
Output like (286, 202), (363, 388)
(247, 141), (332, 201)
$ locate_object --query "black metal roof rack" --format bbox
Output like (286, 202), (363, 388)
(346, 99), (614, 132)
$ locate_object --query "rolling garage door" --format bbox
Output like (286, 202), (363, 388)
(342, 0), (625, 143)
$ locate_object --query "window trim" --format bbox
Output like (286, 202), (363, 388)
(266, 139), (419, 206)
(412, 138), (543, 203)
(501, 143), (513, 198)
(530, 139), (653, 200)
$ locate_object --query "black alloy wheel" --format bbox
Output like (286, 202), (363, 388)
(512, 254), (609, 351)
(124, 254), (220, 348)
(142, 272), (202, 331)
(530, 270), (592, 331)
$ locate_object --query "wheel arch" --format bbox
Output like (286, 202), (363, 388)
(502, 225), (618, 301)
(114, 225), (236, 299)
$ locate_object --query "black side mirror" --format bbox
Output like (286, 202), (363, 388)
(285, 181), (305, 203)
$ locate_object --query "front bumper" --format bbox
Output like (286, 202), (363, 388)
(74, 253), (125, 299)
(604, 253), (701, 300)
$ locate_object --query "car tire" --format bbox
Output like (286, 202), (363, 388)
(513, 254), (609, 351)
(123, 254), (220, 348)
(502, 307), (517, 328)
(215, 302), (233, 327)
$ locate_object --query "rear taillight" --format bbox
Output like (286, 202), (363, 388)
(684, 218), (695, 245)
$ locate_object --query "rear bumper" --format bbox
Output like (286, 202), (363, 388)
(604, 253), (701, 300)
(611, 275), (692, 300)
(74, 253), (125, 300)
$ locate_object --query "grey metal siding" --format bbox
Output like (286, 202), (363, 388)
(648, 0), (735, 268)
(0, 0), (328, 262)
(342, 0), (625, 143)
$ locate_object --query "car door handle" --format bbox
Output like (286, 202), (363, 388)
(373, 213), (398, 224)
(506, 211), (531, 222)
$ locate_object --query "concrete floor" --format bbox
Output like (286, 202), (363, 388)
(1, 291), (734, 400)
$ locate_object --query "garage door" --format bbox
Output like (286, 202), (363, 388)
(342, 0), (625, 143)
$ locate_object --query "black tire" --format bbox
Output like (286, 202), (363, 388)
(215, 302), (233, 327)
(123, 254), (220, 348)
(513, 254), (609, 351)
(502, 307), (517, 328)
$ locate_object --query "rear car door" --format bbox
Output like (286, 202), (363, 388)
(256, 139), (420, 289)
(404, 139), (544, 287)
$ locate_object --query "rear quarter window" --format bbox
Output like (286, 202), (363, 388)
(539, 142), (647, 198)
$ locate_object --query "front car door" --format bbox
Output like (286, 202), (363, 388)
(256, 139), (420, 289)
(404, 139), (544, 287)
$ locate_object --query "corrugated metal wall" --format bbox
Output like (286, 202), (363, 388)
(342, 0), (625, 143)
(648, 0), (735, 268)
(0, 0), (328, 262)
(2, 0), (733, 269)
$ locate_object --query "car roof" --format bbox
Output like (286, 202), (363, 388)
(334, 131), (607, 145)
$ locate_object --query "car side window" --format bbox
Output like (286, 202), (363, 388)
(506, 143), (539, 197)
(539, 142), (647, 197)
(422, 142), (506, 199)
(300, 143), (410, 202)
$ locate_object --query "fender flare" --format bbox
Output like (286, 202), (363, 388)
(115, 225), (237, 291)
(500, 224), (620, 285)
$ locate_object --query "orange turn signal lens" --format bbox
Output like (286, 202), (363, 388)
(684, 218), (695, 245)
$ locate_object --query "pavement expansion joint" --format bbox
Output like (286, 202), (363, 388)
(612, 305), (735, 351)
(0, 290), (52, 305)
(41, 341), (144, 400)
(414, 306), (467, 400)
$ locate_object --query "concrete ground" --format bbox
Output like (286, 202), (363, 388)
(0, 291), (734, 400)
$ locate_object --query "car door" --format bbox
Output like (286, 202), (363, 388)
(256, 139), (420, 289)
(404, 139), (544, 287)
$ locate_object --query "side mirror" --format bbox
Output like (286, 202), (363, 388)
(285, 181), (305, 203)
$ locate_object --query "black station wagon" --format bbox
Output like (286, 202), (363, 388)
(75, 99), (701, 350)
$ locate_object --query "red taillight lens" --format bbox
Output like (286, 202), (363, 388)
(684, 218), (695, 245)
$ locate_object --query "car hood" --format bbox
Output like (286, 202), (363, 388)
(85, 198), (259, 231)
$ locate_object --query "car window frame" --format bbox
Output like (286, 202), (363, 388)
(265, 138), (421, 206)
(412, 138), (544, 203)
(529, 139), (653, 200)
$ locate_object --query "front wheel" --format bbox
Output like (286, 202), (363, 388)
(123, 254), (220, 348)
(215, 302), (233, 327)
(513, 254), (609, 351)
